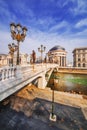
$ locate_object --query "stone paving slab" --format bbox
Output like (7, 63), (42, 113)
(0, 84), (87, 130)
(82, 107), (87, 120)
(0, 97), (87, 130)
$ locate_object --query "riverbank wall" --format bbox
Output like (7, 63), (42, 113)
(58, 67), (87, 74)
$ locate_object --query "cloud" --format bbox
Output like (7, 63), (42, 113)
(0, 0), (35, 26)
(73, 28), (87, 38)
(37, 17), (54, 26)
(56, 0), (77, 9)
(0, 0), (87, 63)
(27, 26), (87, 63)
(49, 21), (69, 33)
(70, 0), (87, 15)
(0, 25), (87, 63)
(0, 1), (17, 24)
(11, 1), (34, 18)
(0, 30), (12, 53)
(75, 18), (87, 28)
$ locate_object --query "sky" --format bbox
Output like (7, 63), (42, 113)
(0, 0), (87, 64)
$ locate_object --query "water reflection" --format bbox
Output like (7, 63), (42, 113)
(48, 73), (87, 95)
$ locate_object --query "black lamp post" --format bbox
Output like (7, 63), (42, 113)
(8, 43), (18, 66)
(38, 45), (46, 63)
(10, 23), (28, 65)
(49, 73), (59, 121)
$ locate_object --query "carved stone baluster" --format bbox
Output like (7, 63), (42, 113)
(4, 69), (6, 80)
(10, 68), (12, 78)
(1, 70), (4, 81)
(8, 69), (10, 79)
(0, 70), (2, 81)
(5, 69), (8, 80)
(11, 68), (14, 78)
(9, 68), (11, 78)
(1, 69), (5, 81)
(14, 68), (16, 77)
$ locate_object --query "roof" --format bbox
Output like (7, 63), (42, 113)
(49, 45), (65, 52)
(0, 54), (8, 56)
(72, 47), (87, 53)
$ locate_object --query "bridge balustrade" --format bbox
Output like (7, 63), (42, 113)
(0, 67), (16, 81)
(0, 64), (58, 82)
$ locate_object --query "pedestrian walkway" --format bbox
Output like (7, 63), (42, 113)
(0, 84), (87, 130)
(0, 96), (87, 130)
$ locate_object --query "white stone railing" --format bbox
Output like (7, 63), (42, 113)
(0, 66), (17, 81)
(0, 63), (59, 101)
(0, 63), (58, 82)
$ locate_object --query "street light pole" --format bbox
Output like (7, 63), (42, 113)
(52, 88), (54, 118)
(10, 23), (28, 65)
(17, 41), (20, 65)
(49, 73), (59, 122)
(38, 45), (46, 63)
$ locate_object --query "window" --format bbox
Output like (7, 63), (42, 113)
(83, 58), (85, 61)
(78, 54), (80, 58)
(78, 58), (80, 61)
(78, 63), (81, 67)
(78, 50), (80, 53)
(78, 63), (80, 67)
(83, 54), (85, 57)
(83, 50), (85, 53)
(83, 63), (85, 67)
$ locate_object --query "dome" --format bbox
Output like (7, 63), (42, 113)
(49, 45), (65, 51)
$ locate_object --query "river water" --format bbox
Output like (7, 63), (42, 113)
(48, 73), (87, 95)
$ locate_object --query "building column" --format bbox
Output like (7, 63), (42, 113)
(59, 56), (61, 66)
(63, 56), (65, 67)
(60, 56), (62, 66)
(61, 56), (63, 67)
(64, 56), (66, 67)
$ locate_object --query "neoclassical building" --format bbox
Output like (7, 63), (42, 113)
(0, 53), (29, 67)
(8, 53), (29, 66)
(48, 45), (67, 67)
(0, 54), (8, 67)
(72, 47), (87, 67)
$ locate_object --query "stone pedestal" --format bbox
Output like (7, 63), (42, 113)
(49, 113), (57, 122)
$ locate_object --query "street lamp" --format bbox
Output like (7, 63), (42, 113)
(8, 43), (18, 66)
(38, 45), (46, 63)
(49, 73), (59, 122)
(10, 23), (28, 65)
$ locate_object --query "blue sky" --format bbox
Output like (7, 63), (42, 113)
(0, 0), (87, 63)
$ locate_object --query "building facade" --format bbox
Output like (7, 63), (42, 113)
(0, 53), (28, 67)
(48, 45), (67, 67)
(72, 47), (87, 67)
(0, 54), (8, 67)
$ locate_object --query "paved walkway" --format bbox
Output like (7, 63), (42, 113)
(17, 84), (87, 119)
(0, 97), (87, 130)
(0, 85), (87, 130)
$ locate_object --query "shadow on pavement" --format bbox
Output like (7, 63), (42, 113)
(0, 97), (87, 130)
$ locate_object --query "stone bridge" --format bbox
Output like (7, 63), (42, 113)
(0, 63), (58, 101)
